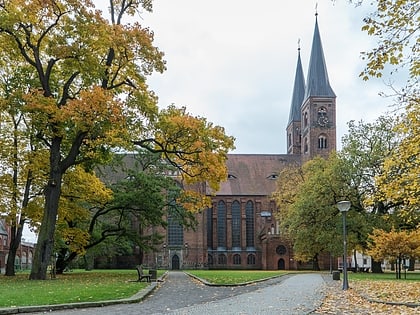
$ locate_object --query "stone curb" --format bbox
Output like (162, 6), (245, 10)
(0, 272), (169, 315)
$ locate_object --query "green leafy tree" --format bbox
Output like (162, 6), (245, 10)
(275, 155), (363, 270)
(340, 116), (401, 218)
(53, 151), (198, 273)
(0, 1), (234, 280)
(275, 116), (400, 271)
(0, 58), (46, 276)
(339, 116), (403, 271)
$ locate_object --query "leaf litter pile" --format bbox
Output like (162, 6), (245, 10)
(314, 279), (420, 314)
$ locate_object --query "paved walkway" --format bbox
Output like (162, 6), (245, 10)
(25, 271), (327, 315)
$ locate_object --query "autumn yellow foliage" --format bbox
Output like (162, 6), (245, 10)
(375, 98), (420, 224)
(367, 228), (420, 262)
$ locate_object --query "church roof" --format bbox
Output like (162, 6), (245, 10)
(213, 154), (301, 196)
(304, 15), (335, 99)
(288, 48), (305, 124)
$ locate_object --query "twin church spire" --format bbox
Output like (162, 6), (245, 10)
(305, 15), (336, 99)
(286, 14), (336, 159)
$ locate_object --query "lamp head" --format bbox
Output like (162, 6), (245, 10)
(337, 200), (351, 212)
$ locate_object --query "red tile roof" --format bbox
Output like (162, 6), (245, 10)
(213, 154), (301, 196)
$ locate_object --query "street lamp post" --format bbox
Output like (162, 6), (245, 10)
(337, 200), (351, 290)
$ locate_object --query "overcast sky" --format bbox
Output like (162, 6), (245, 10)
(23, 1), (399, 242)
(138, 0), (397, 154)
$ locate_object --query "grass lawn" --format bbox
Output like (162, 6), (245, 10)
(348, 270), (420, 281)
(186, 270), (289, 284)
(0, 269), (157, 308)
(2, 269), (419, 309)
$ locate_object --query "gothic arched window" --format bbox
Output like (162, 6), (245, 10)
(168, 211), (183, 246)
(233, 254), (241, 265)
(246, 201), (254, 248)
(218, 254), (227, 265)
(206, 207), (213, 249)
(231, 201), (241, 249)
(247, 254), (256, 265)
(217, 201), (226, 249)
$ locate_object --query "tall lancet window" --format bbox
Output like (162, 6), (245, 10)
(217, 200), (226, 249)
(206, 207), (213, 249)
(245, 201), (254, 248)
(168, 212), (183, 246)
(231, 201), (241, 249)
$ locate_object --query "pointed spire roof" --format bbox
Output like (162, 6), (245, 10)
(304, 14), (335, 99)
(288, 46), (305, 124)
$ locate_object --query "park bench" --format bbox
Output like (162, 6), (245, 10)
(136, 265), (151, 282)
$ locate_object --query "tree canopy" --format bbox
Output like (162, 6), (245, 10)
(0, 0), (234, 279)
(274, 117), (403, 270)
(375, 99), (420, 226)
(367, 228), (420, 278)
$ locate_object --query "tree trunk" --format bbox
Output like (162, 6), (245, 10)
(396, 256), (402, 279)
(353, 249), (358, 272)
(55, 249), (77, 274)
(371, 259), (383, 273)
(29, 165), (62, 280)
(409, 256), (415, 271)
(312, 253), (320, 271)
(5, 219), (25, 276)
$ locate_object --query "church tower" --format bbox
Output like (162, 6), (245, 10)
(286, 46), (305, 155)
(300, 14), (336, 162)
(287, 14), (337, 162)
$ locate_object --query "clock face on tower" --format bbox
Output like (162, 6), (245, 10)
(317, 107), (329, 127)
(318, 115), (329, 126)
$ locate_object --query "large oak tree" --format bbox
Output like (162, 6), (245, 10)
(0, 0), (234, 279)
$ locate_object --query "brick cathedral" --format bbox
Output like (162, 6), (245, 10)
(0, 15), (338, 273)
(144, 14), (337, 271)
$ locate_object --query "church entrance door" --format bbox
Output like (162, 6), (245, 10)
(172, 254), (180, 270)
(278, 258), (285, 270)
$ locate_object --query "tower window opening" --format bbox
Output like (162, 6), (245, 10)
(318, 135), (328, 149)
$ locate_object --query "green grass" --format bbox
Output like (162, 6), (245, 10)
(348, 271), (420, 281)
(186, 270), (289, 284)
(3, 269), (418, 308)
(0, 269), (158, 308)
